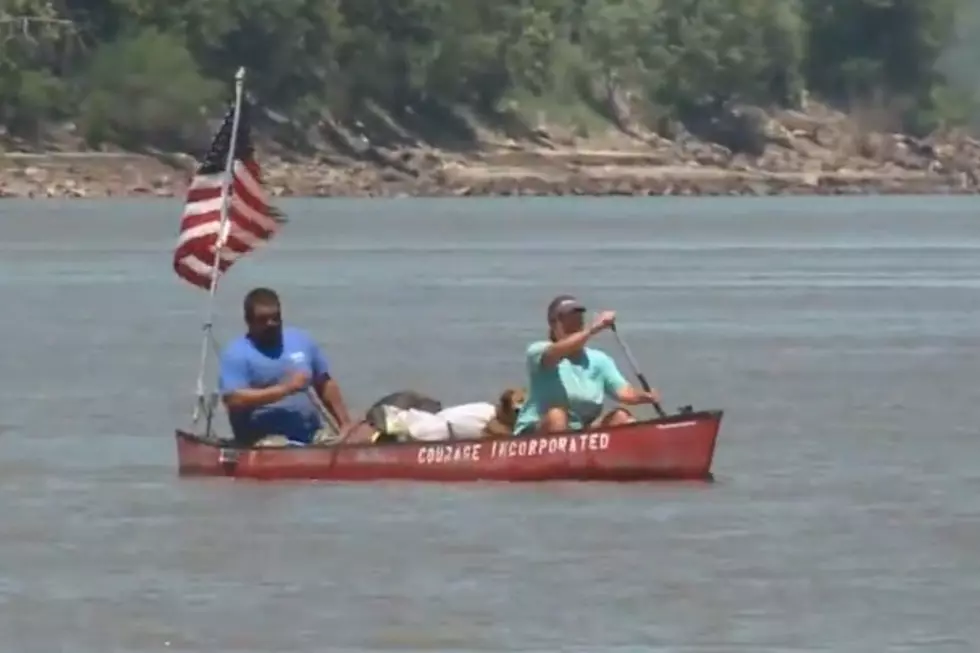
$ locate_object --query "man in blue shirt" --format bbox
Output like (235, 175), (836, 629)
(218, 287), (354, 446)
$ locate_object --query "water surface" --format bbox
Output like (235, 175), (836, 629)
(0, 196), (977, 652)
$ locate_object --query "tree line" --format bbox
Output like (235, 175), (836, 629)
(0, 0), (976, 152)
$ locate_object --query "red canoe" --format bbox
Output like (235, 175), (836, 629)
(174, 408), (723, 482)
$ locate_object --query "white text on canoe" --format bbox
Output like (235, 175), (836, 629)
(417, 432), (611, 465)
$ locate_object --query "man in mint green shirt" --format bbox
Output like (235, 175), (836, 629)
(513, 295), (662, 436)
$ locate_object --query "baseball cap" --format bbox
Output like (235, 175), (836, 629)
(547, 294), (586, 322)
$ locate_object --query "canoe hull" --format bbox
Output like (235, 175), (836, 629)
(175, 409), (723, 482)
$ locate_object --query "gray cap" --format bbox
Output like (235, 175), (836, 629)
(547, 294), (586, 322)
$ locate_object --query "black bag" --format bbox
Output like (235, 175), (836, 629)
(364, 390), (443, 438)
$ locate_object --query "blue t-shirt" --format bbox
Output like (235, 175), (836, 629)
(218, 326), (329, 445)
(513, 341), (629, 435)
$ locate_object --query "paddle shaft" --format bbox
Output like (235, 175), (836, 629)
(610, 324), (667, 418)
(306, 387), (341, 434)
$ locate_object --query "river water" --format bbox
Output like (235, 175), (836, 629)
(0, 196), (977, 652)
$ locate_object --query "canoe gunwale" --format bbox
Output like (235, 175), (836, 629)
(175, 408), (724, 451)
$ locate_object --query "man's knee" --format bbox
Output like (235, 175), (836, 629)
(601, 407), (635, 426)
(539, 407), (569, 433)
(255, 435), (291, 447)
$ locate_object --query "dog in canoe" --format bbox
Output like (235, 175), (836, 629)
(481, 386), (527, 438)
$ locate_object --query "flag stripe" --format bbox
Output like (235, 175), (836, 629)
(173, 97), (282, 291)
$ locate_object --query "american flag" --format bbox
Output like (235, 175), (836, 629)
(173, 95), (284, 290)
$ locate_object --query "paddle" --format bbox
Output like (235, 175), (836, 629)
(609, 323), (667, 418)
(305, 387), (348, 445)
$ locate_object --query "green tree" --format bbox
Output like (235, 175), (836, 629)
(0, 0), (974, 149)
(803, 0), (958, 103)
(647, 0), (805, 116)
(0, 0), (79, 136)
(78, 28), (221, 150)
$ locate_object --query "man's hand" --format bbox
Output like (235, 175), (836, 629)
(223, 370), (310, 412)
(280, 369), (311, 394)
(589, 310), (617, 334)
(337, 421), (358, 441)
(643, 388), (662, 405)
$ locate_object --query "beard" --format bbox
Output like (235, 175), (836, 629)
(251, 325), (283, 349)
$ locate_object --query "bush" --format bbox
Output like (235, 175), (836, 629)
(78, 29), (221, 151)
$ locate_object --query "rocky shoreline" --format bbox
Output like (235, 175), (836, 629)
(3, 104), (980, 199)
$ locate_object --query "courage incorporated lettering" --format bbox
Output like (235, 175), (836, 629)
(417, 442), (483, 464)
(416, 432), (610, 465)
(489, 432), (610, 459)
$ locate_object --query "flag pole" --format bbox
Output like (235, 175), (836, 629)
(192, 66), (247, 434)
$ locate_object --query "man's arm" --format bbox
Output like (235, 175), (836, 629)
(539, 311), (616, 368)
(539, 328), (596, 368)
(219, 347), (301, 412)
(614, 384), (650, 405)
(309, 340), (353, 428)
(319, 378), (353, 428)
(600, 352), (657, 406)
